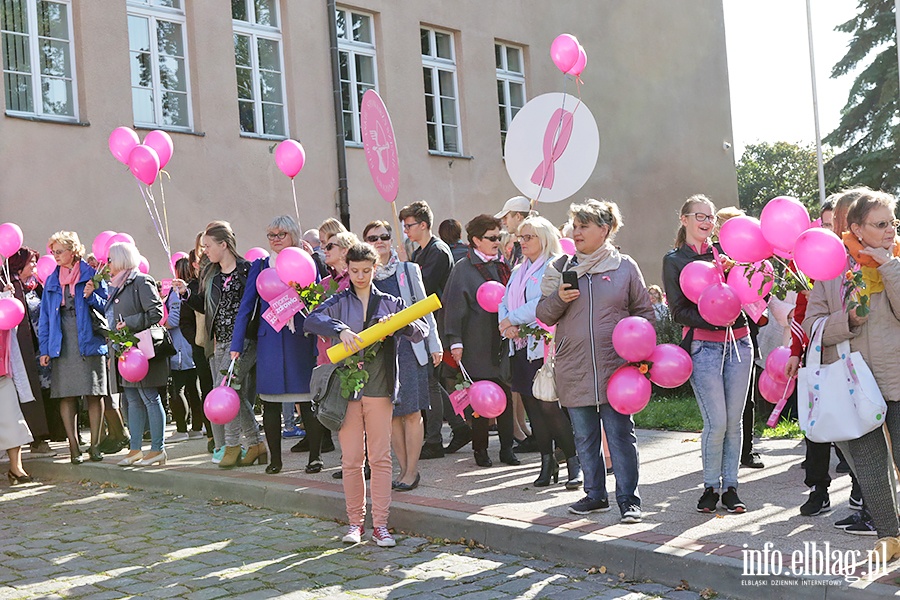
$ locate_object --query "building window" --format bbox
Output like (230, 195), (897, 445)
(127, 0), (191, 129)
(1, 0), (77, 119)
(496, 42), (525, 149)
(336, 7), (376, 145)
(421, 27), (460, 155)
(232, 0), (286, 137)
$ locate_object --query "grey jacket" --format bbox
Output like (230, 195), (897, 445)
(107, 271), (170, 389)
(536, 253), (654, 409)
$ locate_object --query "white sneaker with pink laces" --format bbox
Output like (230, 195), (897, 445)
(372, 526), (396, 547)
(342, 524), (364, 544)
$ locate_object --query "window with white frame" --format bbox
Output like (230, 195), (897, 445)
(421, 27), (460, 155)
(232, 0), (286, 137)
(1, 0), (77, 119)
(336, 7), (376, 145)
(495, 42), (525, 150)
(127, 0), (191, 129)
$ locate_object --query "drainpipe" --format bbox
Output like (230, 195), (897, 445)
(326, 0), (351, 228)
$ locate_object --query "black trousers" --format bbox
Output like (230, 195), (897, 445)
(470, 379), (514, 452)
(170, 369), (203, 432)
(191, 344), (214, 436)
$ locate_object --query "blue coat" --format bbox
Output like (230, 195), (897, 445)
(230, 257), (317, 396)
(38, 260), (108, 358)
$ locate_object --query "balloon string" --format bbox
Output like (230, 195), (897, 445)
(290, 178), (300, 222)
(458, 360), (473, 384)
(146, 186), (171, 261)
(138, 183), (170, 259)
(158, 170), (172, 255)
(225, 357), (237, 387)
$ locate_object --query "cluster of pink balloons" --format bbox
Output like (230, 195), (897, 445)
(254, 247), (317, 302)
(679, 261), (742, 326)
(550, 33), (587, 77)
(275, 139), (306, 179)
(719, 196), (847, 282)
(758, 346), (795, 404)
(476, 281), (506, 313)
(205, 381), (240, 424)
(607, 316), (693, 415)
(119, 347), (150, 382)
(109, 127), (174, 186)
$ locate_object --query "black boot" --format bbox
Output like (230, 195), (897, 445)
(534, 454), (559, 487)
(565, 455), (583, 490)
(499, 447), (520, 466)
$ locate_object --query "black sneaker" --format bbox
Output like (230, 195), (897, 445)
(445, 427), (472, 454)
(849, 494), (863, 511)
(800, 487), (831, 516)
(568, 495), (611, 515)
(419, 442), (445, 460)
(834, 510), (864, 529)
(740, 453), (764, 469)
(697, 487), (719, 513)
(721, 487), (747, 513)
(844, 511), (877, 536)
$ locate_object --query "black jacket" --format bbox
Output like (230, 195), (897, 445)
(661, 243), (747, 332)
(413, 236), (454, 299)
(182, 259), (259, 341)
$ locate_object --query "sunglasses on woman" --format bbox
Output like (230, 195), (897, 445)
(481, 235), (502, 242)
(324, 243), (338, 251)
(365, 234), (392, 242)
(866, 219), (900, 231)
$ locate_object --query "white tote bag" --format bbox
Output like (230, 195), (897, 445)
(798, 318), (887, 443)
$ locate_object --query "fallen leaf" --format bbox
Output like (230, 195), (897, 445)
(599, 566), (607, 574)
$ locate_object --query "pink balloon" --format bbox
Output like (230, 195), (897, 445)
(678, 261), (722, 304)
(118, 347), (150, 383)
(566, 45), (587, 77)
(143, 130), (174, 170)
(275, 247), (317, 288)
(559, 238), (576, 255)
(648, 344), (693, 388)
(760, 196), (811, 253)
(774, 247), (793, 260)
(0, 297), (25, 330)
(275, 139), (306, 178)
(612, 316), (656, 362)
(468, 380), (507, 419)
(169, 251), (189, 275)
(245, 247), (270, 262)
(108, 126), (140, 165)
(138, 255), (150, 274)
(92, 231), (117, 263)
(697, 282), (742, 326)
(726, 261), (774, 305)
(794, 228), (847, 282)
(476, 281), (505, 313)
(105, 234), (135, 257)
(765, 346), (792, 385)
(550, 33), (580, 73)
(128, 144), (160, 186)
(759, 369), (795, 405)
(718, 216), (773, 263)
(36, 255), (56, 284)
(256, 267), (290, 302)
(0, 222), (23, 258)
(205, 384), (241, 424)
(535, 317), (555, 334)
(607, 365), (652, 415)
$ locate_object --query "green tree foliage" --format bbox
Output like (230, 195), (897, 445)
(735, 141), (825, 217)
(823, 0), (899, 193)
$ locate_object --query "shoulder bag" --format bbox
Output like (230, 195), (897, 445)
(533, 340), (558, 402)
(797, 317), (887, 443)
(310, 363), (347, 432)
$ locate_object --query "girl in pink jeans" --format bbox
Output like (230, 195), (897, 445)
(305, 243), (428, 547)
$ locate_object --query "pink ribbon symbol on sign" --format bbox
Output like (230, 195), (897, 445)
(530, 108), (575, 189)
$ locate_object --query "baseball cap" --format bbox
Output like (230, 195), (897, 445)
(494, 196), (532, 219)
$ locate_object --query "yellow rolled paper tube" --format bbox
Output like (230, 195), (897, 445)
(326, 293), (442, 364)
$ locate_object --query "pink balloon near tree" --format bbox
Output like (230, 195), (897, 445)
(607, 365), (652, 415)
(793, 228), (846, 281)
(476, 281), (505, 313)
(0, 223), (23, 257)
(718, 216), (773, 263)
(678, 261), (722, 304)
(468, 380), (507, 419)
(726, 261), (774, 305)
(760, 196), (810, 253)
(612, 316), (656, 363)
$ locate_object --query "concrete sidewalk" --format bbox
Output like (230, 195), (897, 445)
(19, 427), (900, 600)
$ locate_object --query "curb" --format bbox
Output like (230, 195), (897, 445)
(24, 459), (899, 600)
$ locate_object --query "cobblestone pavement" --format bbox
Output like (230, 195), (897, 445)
(0, 478), (712, 600)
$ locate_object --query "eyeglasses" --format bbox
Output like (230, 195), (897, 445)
(401, 221), (421, 230)
(865, 219), (900, 230)
(481, 235), (502, 242)
(365, 234), (392, 243)
(324, 243), (338, 251)
(518, 234), (538, 242)
(50, 249), (70, 256)
(684, 213), (715, 223)
(266, 232), (288, 240)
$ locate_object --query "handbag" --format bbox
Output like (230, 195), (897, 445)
(533, 340), (558, 402)
(310, 363), (348, 431)
(797, 317), (887, 443)
(89, 306), (109, 336)
(498, 339), (513, 385)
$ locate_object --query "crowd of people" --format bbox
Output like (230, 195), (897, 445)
(2, 188), (899, 558)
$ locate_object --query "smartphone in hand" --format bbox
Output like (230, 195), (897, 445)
(562, 270), (578, 289)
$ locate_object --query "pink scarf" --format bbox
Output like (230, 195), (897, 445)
(0, 330), (9, 377)
(506, 256), (546, 349)
(110, 268), (135, 291)
(58, 262), (81, 305)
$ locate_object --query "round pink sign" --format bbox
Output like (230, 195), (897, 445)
(360, 90), (400, 203)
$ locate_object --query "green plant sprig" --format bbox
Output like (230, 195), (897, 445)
(337, 341), (382, 399)
(104, 324), (139, 358)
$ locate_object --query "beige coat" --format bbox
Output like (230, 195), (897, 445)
(803, 257), (900, 402)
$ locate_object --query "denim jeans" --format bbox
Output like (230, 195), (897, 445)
(209, 340), (261, 449)
(281, 403), (296, 429)
(123, 387), (165, 452)
(689, 337), (753, 491)
(568, 404), (641, 511)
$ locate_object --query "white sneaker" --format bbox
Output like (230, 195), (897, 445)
(342, 524), (364, 544)
(166, 432), (190, 443)
(187, 430), (204, 439)
(621, 505), (643, 524)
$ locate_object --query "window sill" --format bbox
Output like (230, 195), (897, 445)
(135, 125), (205, 137)
(428, 150), (473, 160)
(5, 112), (88, 126)
(240, 132), (288, 141)
(344, 142), (364, 149)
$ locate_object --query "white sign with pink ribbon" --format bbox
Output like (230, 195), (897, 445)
(504, 92), (600, 204)
(262, 287), (305, 333)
